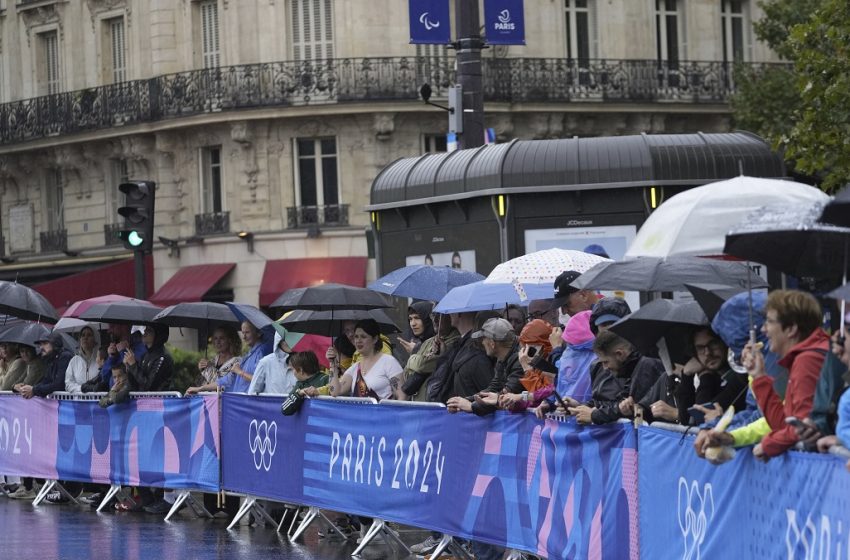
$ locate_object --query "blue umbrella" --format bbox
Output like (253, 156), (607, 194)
(368, 265), (485, 301)
(225, 302), (273, 330)
(434, 281), (553, 314)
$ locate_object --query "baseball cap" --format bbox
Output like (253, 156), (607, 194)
(589, 297), (632, 333)
(551, 270), (583, 309)
(471, 318), (515, 342)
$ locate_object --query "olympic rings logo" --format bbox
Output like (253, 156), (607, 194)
(677, 477), (715, 560)
(248, 419), (278, 471)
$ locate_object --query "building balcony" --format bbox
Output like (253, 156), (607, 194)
(287, 205), (349, 229)
(195, 211), (230, 236)
(0, 58), (782, 147)
(40, 229), (67, 253)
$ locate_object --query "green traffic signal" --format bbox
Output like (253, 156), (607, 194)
(127, 231), (144, 247)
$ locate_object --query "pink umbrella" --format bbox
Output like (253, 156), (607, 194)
(62, 294), (134, 318)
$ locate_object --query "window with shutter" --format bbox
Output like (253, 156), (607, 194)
(42, 31), (60, 95)
(291, 0), (334, 62)
(655, 0), (685, 63)
(200, 147), (223, 214)
(201, 0), (220, 69)
(721, 0), (749, 63)
(110, 18), (126, 83)
(565, 0), (597, 62)
(45, 169), (64, 232)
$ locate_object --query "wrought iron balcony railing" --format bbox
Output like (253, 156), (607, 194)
(195, 211), (230, 236)
(40, 229), (67, 253)
(287, 204), (350, 229)
(104, 222), (123, 246)
(0, 58), (781, 146)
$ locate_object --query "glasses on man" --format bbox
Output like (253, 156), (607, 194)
(694, 339), (725, 355)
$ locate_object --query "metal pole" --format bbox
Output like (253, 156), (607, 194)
(134, 250), (146, 300)
(455, 0), (485, 149)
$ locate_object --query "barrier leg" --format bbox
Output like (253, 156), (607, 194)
(351, 519), (410, 557)
(164, 491), (213, 521)
(289, 506), (319, 541)
(226, 496), (277, 530)
(430, 534), (474, 560)
(32, 480), (56, 506)
(285, 506), (303, 537)
(504, 550), (525, 560)
(97, 484), (128, 513)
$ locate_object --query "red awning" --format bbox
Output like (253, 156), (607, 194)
(259, 257), (368, 307)
(150, 263), (235, 307)
(33, 256), (154, 314)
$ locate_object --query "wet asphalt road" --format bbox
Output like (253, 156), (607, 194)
(0, 495), (426, 560)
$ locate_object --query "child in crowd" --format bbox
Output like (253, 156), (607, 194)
(99, 362), (130, 408)
(292, 351), (329, 396)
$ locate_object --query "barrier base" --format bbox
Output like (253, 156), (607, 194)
(226, 496), (278, 530)
(350, 519), (410, 557)
(97, 484), (131, 513)
(33, 479), (79, 507)
(165, 490), (213, 521)
(288, 506), (349, 542)
(429, 534), (474, 560)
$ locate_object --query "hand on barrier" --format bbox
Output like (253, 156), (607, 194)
(752, 443), (769, 462)
(817, 435), (839, 453)
(496, 392), (521, 409)
(533, 401), (549, 419)
(692, 403), (723, 423)
(476, 392), (499, 407)
(569, 405), (594, 425)
(649, 400), (678, 422)
(446, 396), (472, 413)
(618, 396), (635, 417)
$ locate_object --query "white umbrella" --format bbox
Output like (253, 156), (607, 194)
(53, 317), (107, 333)
(483, 248), (610, 299)
(625, 177), (829, 258)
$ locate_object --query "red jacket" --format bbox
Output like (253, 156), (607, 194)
(752, 328), (829, 457)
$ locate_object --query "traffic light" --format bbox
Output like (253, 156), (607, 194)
(117, 180), (156, 252)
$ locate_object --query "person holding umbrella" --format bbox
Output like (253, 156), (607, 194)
(123, 324), (173, 393)
(15, 333), (73, 399)
(218, 321), (270, 393)
(65, 325), (100, 394)
(185, 326), (242, 395)
(328, 319), (402, 401)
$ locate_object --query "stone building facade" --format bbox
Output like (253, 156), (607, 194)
(0, 0), (780, 311)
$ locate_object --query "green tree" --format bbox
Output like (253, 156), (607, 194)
(783, 0), (850, 191)
(730, 0), (821, 148)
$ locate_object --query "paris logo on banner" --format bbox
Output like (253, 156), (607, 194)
(409, 0), (451, 44)
(484, 0), (526, 45)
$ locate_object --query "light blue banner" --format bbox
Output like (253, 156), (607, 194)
(639, 426), (850, 559)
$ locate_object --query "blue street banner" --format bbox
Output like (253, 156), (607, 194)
(221, 394), (637, 558)
(484, 0), (526, 45)
(639, 426), (850, 559)
(409, 0), (451, 44)
(0, 394), (220, 491)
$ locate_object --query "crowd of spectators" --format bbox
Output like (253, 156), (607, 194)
(3, 268), (850, 556)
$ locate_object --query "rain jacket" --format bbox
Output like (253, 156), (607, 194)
(837, 389), (850, 447)
(401, 327), (461, 401)
(127, 325), (173, 392)
(33, 334), (74, 397)
(676, 367), (748, 426)
(433, 331), (494, 403)
(586, 352), (664, 425)
(247, 332), (297, 395)
(471, 342), (523, 416)
(65, 327), (101, 393)
(751, 328), (830, 457)
(219, 335), (269, 393)
(0, 357), (28, 391)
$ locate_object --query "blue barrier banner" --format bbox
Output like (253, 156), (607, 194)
(221, 394), (637, 557)
(0, 394), (220, 491)
(639, 426), (850, 559)
(484, 0), (525, 45)
(409, 0), (451, 44)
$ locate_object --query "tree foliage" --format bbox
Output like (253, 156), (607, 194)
(783, 0), (850, 191)
(732, 0), (850, 191)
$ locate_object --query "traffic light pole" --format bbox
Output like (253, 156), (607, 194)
(455, 0), (485, 149)
(134, 250), (146, 300)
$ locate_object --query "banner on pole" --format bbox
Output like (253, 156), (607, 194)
(484, 0), (526, 45)
(409, 0), (451, 44)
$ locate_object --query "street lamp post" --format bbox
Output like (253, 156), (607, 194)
(454, 0), (485, 149)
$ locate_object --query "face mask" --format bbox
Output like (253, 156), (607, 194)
(558, 311), (571, 327)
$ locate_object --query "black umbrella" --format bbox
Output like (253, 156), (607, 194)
(271, 283), (394, 311)
(571, 257), (769, 292)
(724, 202), (850, 280)
(152, 302), (241, 330)
(684, 283), (746, 321)
(0, 281), (59, 323)
(0, 322), (51, 348)
(608, 299), (709, 365)
(820, 185), (850, 227)
(279, 308), (401, 337)
(79, 299), (163, 325)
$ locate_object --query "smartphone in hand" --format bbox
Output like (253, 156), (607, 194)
(687, 403), (713, 424)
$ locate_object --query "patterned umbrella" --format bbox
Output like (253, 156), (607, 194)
(484, 248), (610, 285)
(368, 265), (484, 301)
